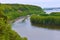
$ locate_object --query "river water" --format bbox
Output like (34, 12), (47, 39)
(44, 9), (60, 13)
(12, 9), (60, 40)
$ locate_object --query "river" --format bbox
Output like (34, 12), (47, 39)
(12, 9), (60, 40)
(44, 9), (60, 13)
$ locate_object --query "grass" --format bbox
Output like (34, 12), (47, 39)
(30, 12), (60, 26)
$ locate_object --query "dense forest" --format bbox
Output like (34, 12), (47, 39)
(0, 4), (44, 40)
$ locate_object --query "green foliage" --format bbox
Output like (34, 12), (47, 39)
(0, 4), (44, 20)
(0, 17), (27, 40)
(49, 12), (60, 16)
(0, 9), (27, 40)
(9, 30), (22, 40)
(21, 37), (27, 40)
(30, 14), (60, 26)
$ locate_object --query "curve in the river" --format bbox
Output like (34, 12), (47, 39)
(12, 17), (60, 40)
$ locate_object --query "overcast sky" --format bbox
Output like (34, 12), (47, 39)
(1, 0), (60, 8)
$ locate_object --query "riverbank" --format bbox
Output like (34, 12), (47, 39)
(30, 12), (60, 27)
(10, 15), (30, 25)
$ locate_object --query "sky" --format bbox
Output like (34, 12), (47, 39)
(1, 0), (60, 8)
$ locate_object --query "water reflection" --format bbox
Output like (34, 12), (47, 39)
(44, 9), (60, 13)
(32, 24), (60, 30)
(22, 17), (60, 30)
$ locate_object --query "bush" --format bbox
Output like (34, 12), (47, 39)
(0, 12), (27, 40)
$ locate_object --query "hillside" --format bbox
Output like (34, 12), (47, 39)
(0, 4), (45, 20)
(0, 4), (44, 40)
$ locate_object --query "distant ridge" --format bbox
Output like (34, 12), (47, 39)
(44, 7), (60, 10)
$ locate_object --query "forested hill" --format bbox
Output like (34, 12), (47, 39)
(0, 4), (45, 20)
(1, 4), (44, 13)
(0, 4), (45, 40)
